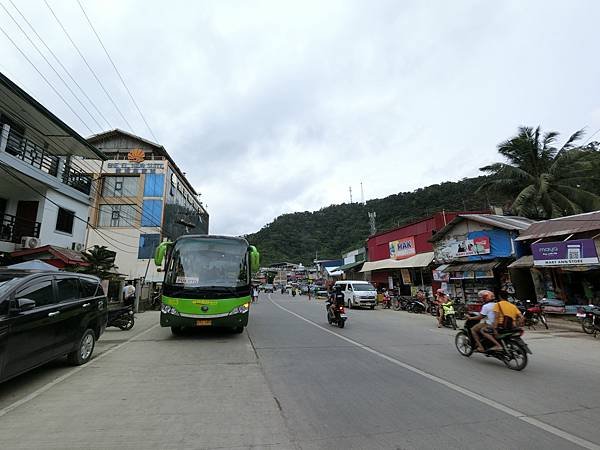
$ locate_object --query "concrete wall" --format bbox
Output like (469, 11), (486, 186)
(39, 189), (89, 249)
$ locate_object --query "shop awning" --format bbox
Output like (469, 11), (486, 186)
(338, 260), (364, 271)
(508, 255), (534, 269)
(442, 261), (500, 272)
(360, 252), (434, 272)
(325, 266), (343, 276)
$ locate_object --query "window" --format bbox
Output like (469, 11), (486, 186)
(102, 176), (139, 197)
(55, 207), (75, 234)
(99, 204), (136, 227)
(56, 278), (80, 302)
(138, 234), (161, 259)
(141, 200), (162, 227)
(16, 278), (54, 307)
(80, 278), (99, 297)
(143, 174), (164, 197)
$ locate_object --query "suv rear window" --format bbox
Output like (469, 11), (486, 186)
(56, 278), (80, 302)
(80, 278), (99, 297)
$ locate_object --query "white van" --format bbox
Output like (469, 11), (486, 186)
(333, 280), (377, 309)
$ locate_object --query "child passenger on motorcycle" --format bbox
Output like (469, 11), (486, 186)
(471, 290), (502, 352)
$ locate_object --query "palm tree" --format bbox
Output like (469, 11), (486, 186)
(479, 126), (600, 219)
(76, 245), (119, 280)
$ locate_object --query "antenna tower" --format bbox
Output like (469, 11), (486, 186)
(349, 186), (353, 203)
(360, 182), (365, 205)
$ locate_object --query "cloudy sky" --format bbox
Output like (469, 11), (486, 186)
(2, 0), (599, 235)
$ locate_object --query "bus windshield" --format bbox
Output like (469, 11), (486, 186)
(165, 238), (248, 288)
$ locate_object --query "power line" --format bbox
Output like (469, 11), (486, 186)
(0, 95), (162, 238)
(76, 0), (158, 142)
(42, 0), (136, 132)
(6, 0), (112, 129)
(0, 23), (94, 133)
(0, 2), (104, 130)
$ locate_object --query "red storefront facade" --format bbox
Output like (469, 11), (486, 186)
(365, 211), (482, 290)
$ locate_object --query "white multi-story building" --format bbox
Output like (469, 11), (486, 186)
(0, 72), (105, 260)
(83, 129), (209, 282)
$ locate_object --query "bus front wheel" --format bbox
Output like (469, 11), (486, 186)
(232, 326), (244, 334)
(171, 326), (183, 336)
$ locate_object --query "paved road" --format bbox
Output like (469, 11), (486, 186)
(0, 293), (599, 449)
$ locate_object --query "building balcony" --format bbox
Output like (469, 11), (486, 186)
(2, 126), (92, 195)
(0, 212), (41, 244)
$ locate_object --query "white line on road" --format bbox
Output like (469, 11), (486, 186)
(269, 295), (600, 450)
(0, 323), (160, 419)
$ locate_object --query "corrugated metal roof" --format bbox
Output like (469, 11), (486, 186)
(516, 211), (600, 241)
(508, 255), (534, 269)
(442, 261), (500, 272)
(430, 214), (537, 242)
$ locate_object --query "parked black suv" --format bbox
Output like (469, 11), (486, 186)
(0, 270), (108, 383)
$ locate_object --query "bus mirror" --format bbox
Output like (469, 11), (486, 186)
(154, 241), (172, 267)
(249, 246), (260, 273)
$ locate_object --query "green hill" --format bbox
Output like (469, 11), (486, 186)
(246, 176), (509, 266)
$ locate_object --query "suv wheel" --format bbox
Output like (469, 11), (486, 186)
(67, 329), (95, 366)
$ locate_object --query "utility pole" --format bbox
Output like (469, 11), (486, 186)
(349, 186), (353, 203)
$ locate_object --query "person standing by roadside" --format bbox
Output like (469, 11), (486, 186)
(123, 281), (136, 307)
(252, 285), (259, 303)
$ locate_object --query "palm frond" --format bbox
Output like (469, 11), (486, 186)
(512, 184), (539, 215)
(559, 128), (585, 153)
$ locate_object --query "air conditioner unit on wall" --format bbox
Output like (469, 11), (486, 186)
(71, 242), (85, 252)
(21, 236), (40, 249)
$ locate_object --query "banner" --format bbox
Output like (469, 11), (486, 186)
(455, 236), (491, 257)
(401, 269), (412, 285)
(389, 236), (416, 260)
(532, 239), (599, 266)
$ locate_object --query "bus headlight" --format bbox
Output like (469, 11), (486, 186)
(229, 303), (250, 315)
(161, 303), (180, 316)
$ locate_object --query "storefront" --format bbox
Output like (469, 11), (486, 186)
(360, 252), (434, 295)
(430, 214), (534, 309)
(513, 214), (600, 313)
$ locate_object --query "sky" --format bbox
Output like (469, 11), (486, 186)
(1, 0), (600, 235)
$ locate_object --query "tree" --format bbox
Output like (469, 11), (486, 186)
(478, 126), (600, 219)
(75, 245), (119, 280)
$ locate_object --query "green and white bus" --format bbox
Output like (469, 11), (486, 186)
(154, 235), (260, 334)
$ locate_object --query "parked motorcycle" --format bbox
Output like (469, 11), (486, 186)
(107, 305), (135, 330)
(440, 301), (458, 330)
(515, 299), (548, 330)
(393, 296), (411, 311)
(326, 301), (347, 328)
(407, 298), (426, 314)
(454, 313), (531, 371)
(452, 298), (467, 320)
(576, 305), (600, 336)
(427, 299), (438, 316)
(291, 289), (296, 297)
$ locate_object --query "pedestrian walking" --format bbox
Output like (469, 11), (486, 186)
(252, 286), (259, 303)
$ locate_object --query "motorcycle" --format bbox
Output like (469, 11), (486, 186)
(576, 305), (600, 336)
(107, 305), (135, 330)
(454, 313), (531, 371)
(452, 298), (467, 320)
(515, 299), (548, 330)
(291, 289), (296, 297)
(440, 301), (458, 330)
(407, 298), (426, 314)
(326, 301), (347, 328)
(381, 292), (392, 309)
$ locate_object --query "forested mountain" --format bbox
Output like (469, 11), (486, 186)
(246, 176), (510, 266)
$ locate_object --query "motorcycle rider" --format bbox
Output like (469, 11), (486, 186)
(435, 289), (448, 328)
(471, 290), (502, 352)
(328, 285), (345, 320)
(494, 296), (523, 329)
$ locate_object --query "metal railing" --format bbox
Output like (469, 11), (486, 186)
(5, 129), (59, 177)
(0, 213), (41, 244)
(3, 127), (92, 195)
(63, 163), (92, 195)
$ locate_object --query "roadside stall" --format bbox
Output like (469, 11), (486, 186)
(429, 214), (534, 311)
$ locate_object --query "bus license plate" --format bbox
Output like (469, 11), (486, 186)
(196, 320), (212, 326)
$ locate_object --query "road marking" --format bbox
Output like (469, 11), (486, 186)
(268, 295), (600, 450)
(0, 323), (160, 418)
